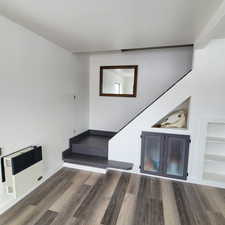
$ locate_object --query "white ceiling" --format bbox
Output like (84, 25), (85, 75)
(212, 17), (225, 39)
(0, 0), (223, 52)
(201, 2), (225, 42)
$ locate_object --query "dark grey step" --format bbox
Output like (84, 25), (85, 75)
(108, 160), (133, 170)
(88, 130), (117, 137)
(72, 144), (107, 158)
(70, 130), (116, 158)
(63, 151), (108, 169)
(62, 150), (133, 170)
(70, 130), (116, 147)
(72, 135), (110, 158)
(63, 130), (132, 170)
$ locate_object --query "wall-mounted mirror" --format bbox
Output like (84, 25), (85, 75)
(100, 65), (138, 97)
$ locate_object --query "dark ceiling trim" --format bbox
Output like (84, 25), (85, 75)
(121, 44), (194, 52)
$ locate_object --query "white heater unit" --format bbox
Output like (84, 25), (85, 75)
(3, 146), (43, 198)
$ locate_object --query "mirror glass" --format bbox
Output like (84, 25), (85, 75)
(100, 65), (138, 97)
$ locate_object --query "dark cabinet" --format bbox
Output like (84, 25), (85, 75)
(141, 132), (190, 180)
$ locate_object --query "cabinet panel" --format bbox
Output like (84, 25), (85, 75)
(165, 136), (188, 179)
(141, 132), (190, 180)
(141, 133), (164, 175)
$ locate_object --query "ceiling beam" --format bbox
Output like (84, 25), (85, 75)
(121, 44), (194, 52)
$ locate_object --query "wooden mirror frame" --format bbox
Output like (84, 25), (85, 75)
(99, 65), (138, 97)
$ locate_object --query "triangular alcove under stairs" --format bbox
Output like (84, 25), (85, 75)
(62, 130), (133, 170)
(152, 97), (191, 129)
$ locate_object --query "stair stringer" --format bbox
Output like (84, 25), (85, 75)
(108, 71), (193, 170)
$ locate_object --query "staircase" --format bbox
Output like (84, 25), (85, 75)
(62, 130), (133, 170)
(63, 69), (192, 171)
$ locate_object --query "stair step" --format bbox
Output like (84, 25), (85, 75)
(108, 160), (133, 170)
(62, 150), (133, 170)
(63, 130), (132, 171)
(63, 152), (108, 169)
(71, 130), (114, 158)
(72, 144), (107, 158)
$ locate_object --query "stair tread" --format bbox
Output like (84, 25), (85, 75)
(63, 151), (133, 170)
(108, 160), (133, 170)
(63, 152), (108, 169)
(71, 133), (110, 158)
(72, 134), (110, 148)
(64, 130), (132, 170)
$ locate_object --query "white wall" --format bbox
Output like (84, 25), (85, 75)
(0, 15), (89, 195)
(89, 47), (193, 131)
(109, 38), (225, 187)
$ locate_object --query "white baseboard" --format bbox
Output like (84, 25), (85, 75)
(63, 163), (106, 174)
(0, 165), (63, 215)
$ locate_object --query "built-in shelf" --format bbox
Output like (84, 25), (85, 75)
(207, 136), (225, 143)
(204, 159), (225, 173)
(206, 141), (225, 155)
(205, 153), (225, 161)
(152, 97), (190, 129)
(203, 171), (225, 183)
(207, 122), (225, 139)
(202, 121), (225, 185)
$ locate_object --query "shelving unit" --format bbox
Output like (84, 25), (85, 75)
(203, 122), (225, 185)
(205, 153), (225, 161)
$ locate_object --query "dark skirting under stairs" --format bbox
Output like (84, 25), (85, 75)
(63, 130), (133, 170)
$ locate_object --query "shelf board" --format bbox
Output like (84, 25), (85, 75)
(208, 122), (225, 126)
(205, 153), (225, 162)
(207, 136), (225, 143)
(203, 172), (225, 183)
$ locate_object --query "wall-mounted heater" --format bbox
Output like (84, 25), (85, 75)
(1, 146), (43, 198)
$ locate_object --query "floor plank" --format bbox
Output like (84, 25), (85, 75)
(7, 205), (36, 225)
(116, 174), (140, 225)
(51, 184), (91, 225)
(85, 171), (121, 225)
(1, 168), (225, 225)
(183, 183), (211, 225)
(34, 210), (58, 225)
(116, 193), (136, 225)
(101, 173), (130, 225)
(161, 180), (181, 225)
(73, 174), (105, 220)
(50, 170), (90, 212)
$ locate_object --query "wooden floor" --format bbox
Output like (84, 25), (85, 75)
(1, 168), (225, 225)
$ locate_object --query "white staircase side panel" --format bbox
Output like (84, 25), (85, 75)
(109, 72), (192, 167)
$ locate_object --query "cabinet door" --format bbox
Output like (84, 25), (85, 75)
(141, 133), (164, 175)
(164, 135), (190, 179)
